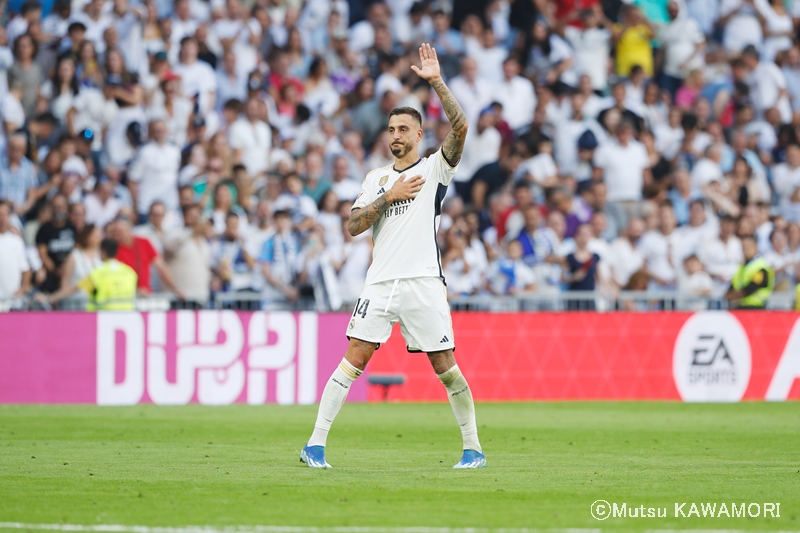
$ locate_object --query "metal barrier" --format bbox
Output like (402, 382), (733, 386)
(1, 290), (797, 312)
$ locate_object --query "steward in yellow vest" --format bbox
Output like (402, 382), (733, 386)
(45, 239), (138, 310)
(726, 235), (774, 310)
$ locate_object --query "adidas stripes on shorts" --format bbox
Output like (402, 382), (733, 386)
(346, 277), (455, 353)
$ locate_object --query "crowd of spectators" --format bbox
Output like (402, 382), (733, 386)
(2, 0), (800, 310)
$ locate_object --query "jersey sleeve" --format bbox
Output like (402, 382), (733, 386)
(430, 148), (460, 185)
(351, 175), (375, 210)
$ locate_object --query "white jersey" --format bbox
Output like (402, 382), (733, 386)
(352, 149), (458, 286)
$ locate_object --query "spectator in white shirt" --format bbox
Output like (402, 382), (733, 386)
(374, 54), (405, 102)
(691, 143), (725, 190)
(348, 2), (390, 52)
(272, 172), (318, 231)
(671, 199), (718, 268)
(448, 56), (493, 128)
(774, 143), (800, 222)
(486, 239), (537, 296)
(127, 119), (182, 220)
(781, 45), (800, 114)
(743, 45), (792, 123)
(171, 0), (198, 48)
(210, 0), (259, 78)
(0, 200), (31, 301)
(593, 121), (651, 216)
(215, 49), (247, 111)
(564, 6), (612, 92)
(228, 96), (272, 177)
(163, 203), (212, 305)
(72, 0), (113, 55)
(457, 109), (501, 187)
(678, 254), (714, 308)
(754, 0), (793, 62)
(147, 75), (193, 148)
(659, 1), (706, 96)
(639, 202), (679, 290)
(84, 175), (122, 229)
(763, 227), (795, 290)
(43, 0), (72, 41)
(465, 27), (507, 85)
(172, 36), (217, 116)
(609, 217), (645, 289)
(698, 214), (744, 291)
(494, 57), (536, 132)
(330, 155), (362, 201)
(719, 0), (763, 55)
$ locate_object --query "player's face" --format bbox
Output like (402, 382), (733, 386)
(387, 115), (422, 158)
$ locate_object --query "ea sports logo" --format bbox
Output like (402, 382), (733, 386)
(673, 312), (751, 402)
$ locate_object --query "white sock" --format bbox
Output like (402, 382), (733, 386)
(308, 358), (362, 447)
(437, 365), (482, 453)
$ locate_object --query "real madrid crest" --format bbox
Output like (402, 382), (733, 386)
(379, 175), (389, 187)
(348, 318), (356, 330)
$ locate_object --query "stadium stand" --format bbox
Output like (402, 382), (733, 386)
(2, 0), (800, 312)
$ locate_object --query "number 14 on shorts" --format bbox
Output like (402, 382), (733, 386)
(353, 298), (370, 319)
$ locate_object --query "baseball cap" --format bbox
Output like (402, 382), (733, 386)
(577, 130), (598, 151)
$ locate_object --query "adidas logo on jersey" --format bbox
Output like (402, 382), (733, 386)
(377, 187), (385, 195)
(440, 335), (449, 343)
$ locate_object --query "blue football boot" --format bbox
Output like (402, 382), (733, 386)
(300, 444), (332, 468)
(453, 449), (486, 469)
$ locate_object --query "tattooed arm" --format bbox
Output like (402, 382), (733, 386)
(348, 174), (425, 236)
(411, 43), (468, 166)
(348, 195), (392, 237)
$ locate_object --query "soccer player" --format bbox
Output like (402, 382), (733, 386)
(300, 44), (484, 469)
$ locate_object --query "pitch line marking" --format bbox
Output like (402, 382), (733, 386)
(0, 524), (797, 533)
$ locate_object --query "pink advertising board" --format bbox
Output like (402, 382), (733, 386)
(0, 311), (365, 405)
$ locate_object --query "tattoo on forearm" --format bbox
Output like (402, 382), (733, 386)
(430, 77), (467, 165)
(348, 194), (392, 235)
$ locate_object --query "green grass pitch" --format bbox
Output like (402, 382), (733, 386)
(0, 402), (798, 531)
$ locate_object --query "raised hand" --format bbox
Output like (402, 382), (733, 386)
(387, 173), (425, 203)
(410, 43), (441, 82)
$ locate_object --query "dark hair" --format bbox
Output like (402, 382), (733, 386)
(34, 112), (59, 126)
(104, 47), (132, 82)
(317, 189), (339, 211)
(742, 45), (759, 60)
(734, 155), (752, 176)
(295, 104), (311, 123)
(389, 106), (422, 127)
(681, 113), (698, 131)
(689, 198), (705, 209)
(101, 238), (119, 258)
(308, 57), (326, 78)
(76, 224), (97, 248)
(180, 36), (198, 48)
(223, 98), (243, 112)
(68, 21), (87, 34)
(13, 33), (38, 60)
(21, 1), (42, 16)
(53, 54), (80, 96)
(273, 209), (290, 219)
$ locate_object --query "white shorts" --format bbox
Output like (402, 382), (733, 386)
(346, 277), (455, 352)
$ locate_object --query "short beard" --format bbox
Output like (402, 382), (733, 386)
(391, 143), (411, 158)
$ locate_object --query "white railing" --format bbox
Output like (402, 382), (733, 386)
(1, 291), (797, 312)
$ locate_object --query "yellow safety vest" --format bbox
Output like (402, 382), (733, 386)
(731, 257), (774, 309)
(80, 259), (138, 311)
(795, 284), (800, 311)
